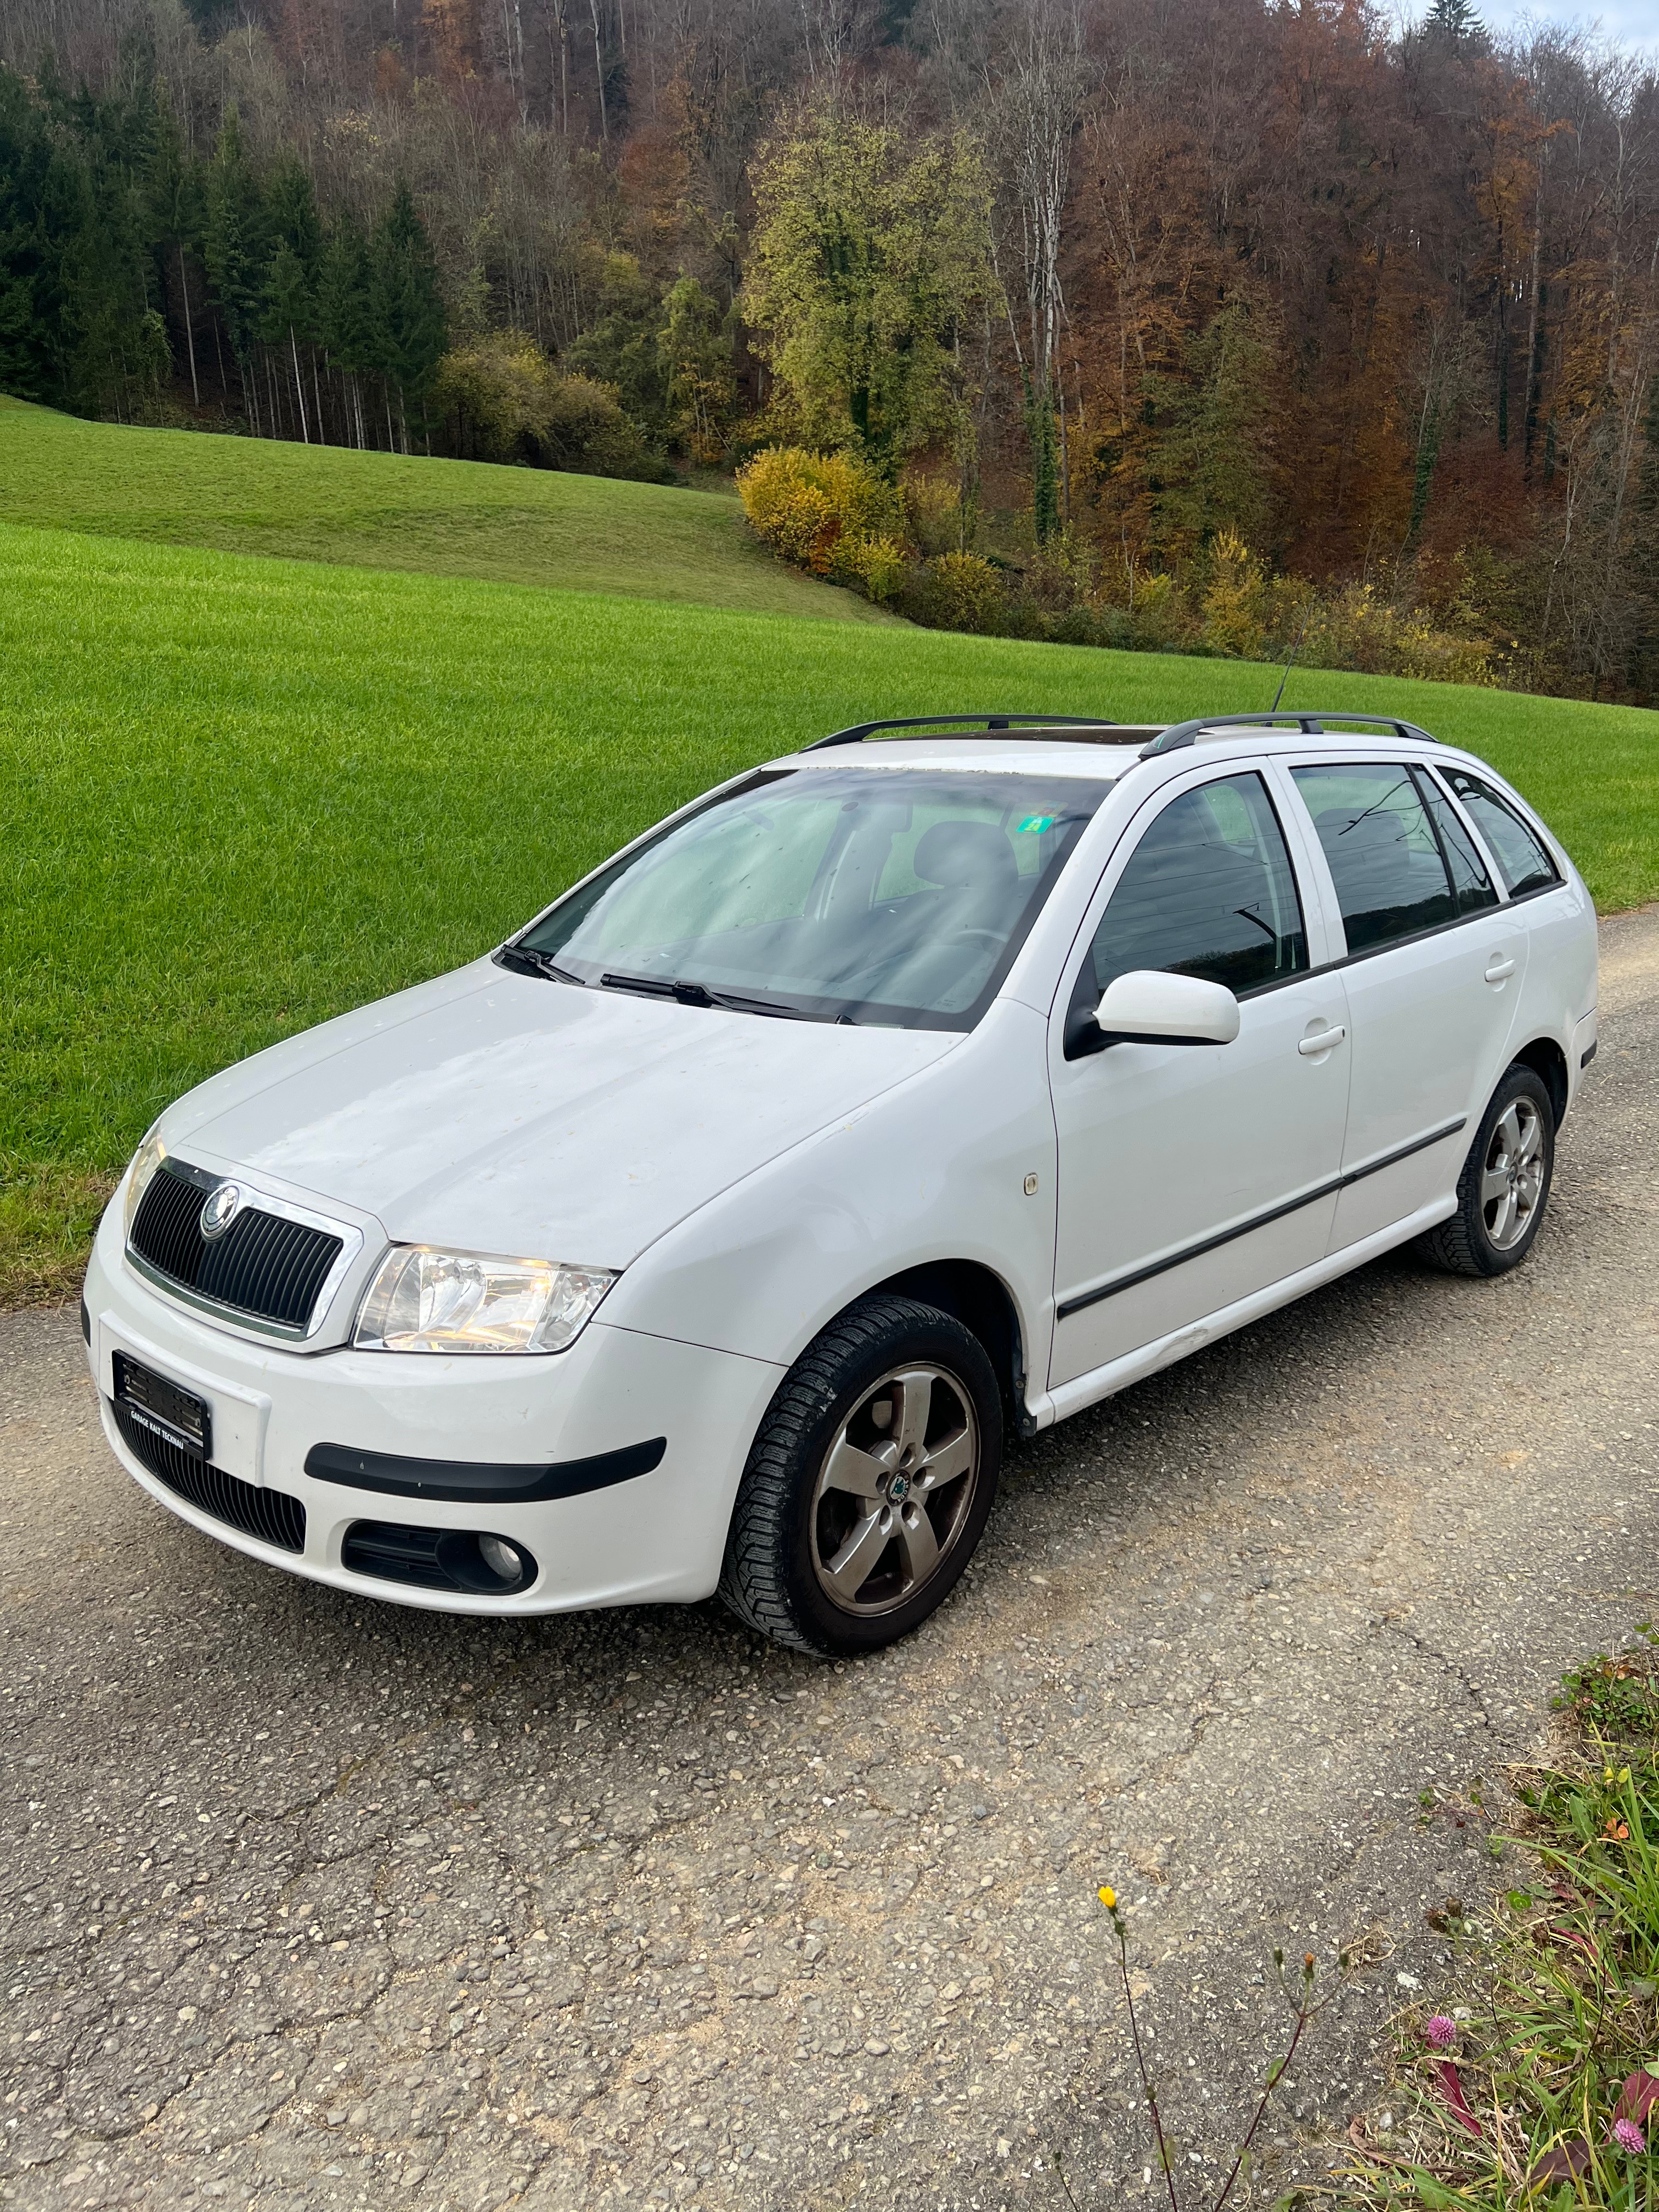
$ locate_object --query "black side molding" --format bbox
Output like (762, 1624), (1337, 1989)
(1056, 1116), (1468, 1319)
(1580, 1041), (1598, 1069)
(304, 1436), (667, 1504)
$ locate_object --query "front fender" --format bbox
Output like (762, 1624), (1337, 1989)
(601, 1000), (1059, 1389)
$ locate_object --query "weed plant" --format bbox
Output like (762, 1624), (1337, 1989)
(1343, 1632), (1659, 2209)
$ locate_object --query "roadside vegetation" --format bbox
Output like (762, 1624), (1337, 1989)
(2, 499), (1655, 1307)
(740, 447), (1511, 685)
(1342, 1633), (1659, 2209)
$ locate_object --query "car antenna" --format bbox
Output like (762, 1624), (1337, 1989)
(1269, 609), (1311, 714)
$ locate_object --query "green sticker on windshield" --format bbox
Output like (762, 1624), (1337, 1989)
(1016, 814), (1056, 834)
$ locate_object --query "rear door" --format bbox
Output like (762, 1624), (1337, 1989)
(1278, 758), (1527, 1252)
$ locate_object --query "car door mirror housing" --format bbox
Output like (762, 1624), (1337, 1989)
(1094, 969), (1241, 1047)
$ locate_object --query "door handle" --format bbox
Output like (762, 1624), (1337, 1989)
(1298, 1025), (1346, 1056)
(1485, 955), (1517, 984)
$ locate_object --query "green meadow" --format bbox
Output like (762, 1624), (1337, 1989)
(0, 397), (896, 623)
(2, 407), (1655, 1300)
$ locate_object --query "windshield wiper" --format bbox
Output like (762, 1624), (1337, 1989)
(496, 943), (585, 984)
(599, 972), (811, 1020)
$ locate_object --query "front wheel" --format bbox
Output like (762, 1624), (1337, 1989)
(719, 1294), (1001, 1656)
(1419, 1061), (1555, 1278)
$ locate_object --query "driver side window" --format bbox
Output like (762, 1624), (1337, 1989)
(1065, 774), (1307, 1053)
(1091, 771), (1310, 986)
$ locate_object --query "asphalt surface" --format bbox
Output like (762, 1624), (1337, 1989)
(3, 907), (1657, 2212)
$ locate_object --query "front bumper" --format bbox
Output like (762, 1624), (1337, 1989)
(83, 1206), (784, 1615)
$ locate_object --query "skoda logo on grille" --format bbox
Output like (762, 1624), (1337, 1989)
(199, 1181), (244, 1242)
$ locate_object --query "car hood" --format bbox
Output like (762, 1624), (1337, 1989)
(162, 960), (960, 1267)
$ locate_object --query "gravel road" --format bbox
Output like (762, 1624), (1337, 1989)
(3, 908), (1656, 2212)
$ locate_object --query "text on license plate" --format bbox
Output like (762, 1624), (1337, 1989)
(114, 1352), (212, 1462)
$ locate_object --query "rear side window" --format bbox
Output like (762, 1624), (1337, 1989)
(1440, 769), (1560, 898)
(1079, 772), (1308, 1000)
(1291, 764), (1457, 953)
(1415, 770), (1498, 915)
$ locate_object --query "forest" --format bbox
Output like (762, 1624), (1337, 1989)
(1, 0), (1656, 703)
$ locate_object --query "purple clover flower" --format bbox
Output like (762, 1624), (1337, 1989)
(1615, 2118), (1646, 2154)
(1425, 2015), (1457, 2051)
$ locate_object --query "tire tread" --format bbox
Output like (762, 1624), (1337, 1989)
(718, 1295), (981, 1655)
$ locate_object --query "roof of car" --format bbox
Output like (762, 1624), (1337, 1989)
(774, 712), (1454, 782)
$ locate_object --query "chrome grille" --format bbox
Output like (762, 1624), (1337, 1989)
(128, 1160), (344, 1332)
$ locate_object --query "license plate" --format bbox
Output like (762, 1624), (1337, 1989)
(114, 1352), (212, 1462)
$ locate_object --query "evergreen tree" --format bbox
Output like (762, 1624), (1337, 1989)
(0, 69), (63, 401)
(1425, 0), (1484, 42)
(202, 108), (270, 416)
(369, 183), (446, 452)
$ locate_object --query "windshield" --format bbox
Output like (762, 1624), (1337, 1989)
(511, 766), (1106, 1029)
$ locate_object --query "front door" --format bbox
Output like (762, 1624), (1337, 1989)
(1282, 760), (1527, 1251)
(1049, 768), (1351, 1389)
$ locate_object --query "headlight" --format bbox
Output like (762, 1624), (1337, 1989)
(353, 1247), (617, 1355)
(123, 1125), (168, 1239)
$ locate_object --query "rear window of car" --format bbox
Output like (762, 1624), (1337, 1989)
(1291, 763), (1458, 953)
(1438, 769), (1560, 898)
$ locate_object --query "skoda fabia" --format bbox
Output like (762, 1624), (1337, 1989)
(86, 711), (1598, 1655)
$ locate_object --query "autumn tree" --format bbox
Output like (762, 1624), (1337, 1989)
(743, 98), (993, 475)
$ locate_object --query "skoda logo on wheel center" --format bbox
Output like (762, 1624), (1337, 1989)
(198, 1181), (243, 1242)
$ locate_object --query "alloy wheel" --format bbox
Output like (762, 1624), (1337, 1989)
(1481, 1096), (1545, 1250)
(810, 1365), (981, 1616)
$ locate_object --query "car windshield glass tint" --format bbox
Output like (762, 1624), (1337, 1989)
(1440, 769), (1559, 898)
(515, 768), (1105, 1029)
(1291, 763), (1456, 953)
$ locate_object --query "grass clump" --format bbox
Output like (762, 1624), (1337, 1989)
(1345, 1630), (1659, 2208)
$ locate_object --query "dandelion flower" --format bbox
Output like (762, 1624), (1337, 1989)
(1097, 1886), (1116, 1910)
(1425, 2016), (1457, 2050)
(1615, 2118), (1645, 2154)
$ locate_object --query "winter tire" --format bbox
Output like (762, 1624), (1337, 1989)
(719, 1294), (1001, 1656)
(1419, 1060), (1555, 1278)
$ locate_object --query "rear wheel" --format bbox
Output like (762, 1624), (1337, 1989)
(719, 1295), (1001, 1656)
(1420, 1062), (1554, 1278)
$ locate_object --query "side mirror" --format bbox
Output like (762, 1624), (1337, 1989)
(1095, 969), (1240, 1047)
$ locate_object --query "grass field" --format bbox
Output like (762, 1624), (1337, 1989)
(2, 416), (1655, 1301)
(0, 397), (896, 624)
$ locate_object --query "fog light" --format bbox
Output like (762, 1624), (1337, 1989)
(479, 1535), (525, 1584)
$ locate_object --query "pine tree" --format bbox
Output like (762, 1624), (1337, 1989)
(0, 69), (61, 401)
(317, 221), (375, 447)
(369, 183), (446, 453)
(202, 108), (270, 425)
(1425, 0), (1484, 43)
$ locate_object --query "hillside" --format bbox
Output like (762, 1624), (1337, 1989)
(0, 399), (898, 624)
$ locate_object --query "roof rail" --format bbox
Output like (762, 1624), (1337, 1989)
(1139, 711), (1436, 760)
(807, 713), (1130, 751)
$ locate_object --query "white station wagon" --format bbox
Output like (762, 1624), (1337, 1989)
(86, 711), (1598, 1655)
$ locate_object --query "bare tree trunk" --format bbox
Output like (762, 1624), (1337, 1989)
(178, 247), (199, 408)
(290, 328), (311, 442)
(589, 0), (607, 142)
(994, 0), (1087, 542)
